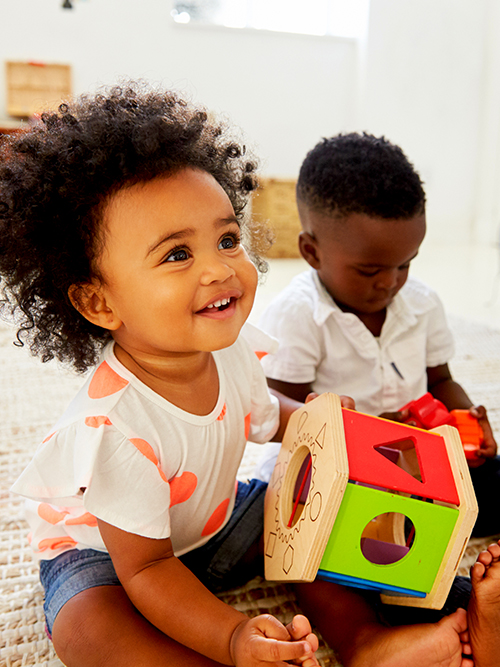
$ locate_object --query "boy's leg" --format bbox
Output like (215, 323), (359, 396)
(468, 539), (500, 667)
(468, 456), (500, 536)
(51, 584), (222, 667)
(294, 580), (472, 667)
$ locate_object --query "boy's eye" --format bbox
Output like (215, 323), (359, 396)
(358, 269), (379, 277)
(165, 246), (190, 262)
(218, 233), (240, 251)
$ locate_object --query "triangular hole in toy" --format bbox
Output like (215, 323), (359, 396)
(374, 438), (423, 483)
(360, 512), (415, 565)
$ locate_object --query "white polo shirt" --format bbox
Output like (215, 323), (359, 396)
(259, 270), (454, 416)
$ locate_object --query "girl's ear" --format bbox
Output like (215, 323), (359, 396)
(298, 231), (321, 269)
(68, 281), (122, 331)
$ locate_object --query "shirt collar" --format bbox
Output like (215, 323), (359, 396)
(310, 269), (420, 334)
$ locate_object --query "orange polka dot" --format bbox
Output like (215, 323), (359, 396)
(130, 437), (168, 482)
(27, 532), (32, 545)
(65, 512), (98, 527)
(201, 498), (230, 537)
(217, 404), (227, 421)
(244, 413), (251, 440)
(85, 415), (112, 428)
(37, 536), (78, 553)
(88, 361), (129, 399)
(169, 472), (197, 507)
(254, 351), (268, 360)
(42, 432), (56, 444)
(38, 503), (69, 525)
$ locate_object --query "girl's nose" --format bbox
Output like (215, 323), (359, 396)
(200, 252), (236, 284)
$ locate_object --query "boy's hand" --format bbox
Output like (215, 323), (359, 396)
(378, 408), (416, 426)
(230, 614), (318, 667)
(468, 405), (497, 468)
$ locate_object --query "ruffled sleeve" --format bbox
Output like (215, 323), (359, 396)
(239, 322), (280, 443)
(12, 420), (173, 540)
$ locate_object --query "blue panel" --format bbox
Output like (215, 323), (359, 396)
(317, 569), (427, 598)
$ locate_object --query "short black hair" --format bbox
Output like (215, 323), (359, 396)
(0, 81), (268, 372)
(296, 132), (425, 219)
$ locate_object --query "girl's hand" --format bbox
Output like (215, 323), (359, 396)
(468, 405), (497, 467)
(230, 614), (318, 667)
(305, 393), (355, 411)
(285, 615), (320, 667)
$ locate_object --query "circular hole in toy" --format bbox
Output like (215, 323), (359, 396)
(281, 447), (312, 528)
(360, 512), (415, 565)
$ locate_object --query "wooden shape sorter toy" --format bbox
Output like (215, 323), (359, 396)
(263, 393), (478, 609)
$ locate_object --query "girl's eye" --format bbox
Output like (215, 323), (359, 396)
(165, 247), (190, 262)
(219, 233), (240, 251)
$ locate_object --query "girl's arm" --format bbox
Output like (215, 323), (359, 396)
(269, 388), (355, 443)
(97, 518), (316, 666)
(427, 363), (497, 464)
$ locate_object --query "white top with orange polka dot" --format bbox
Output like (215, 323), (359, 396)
(12, 323), (280, 562)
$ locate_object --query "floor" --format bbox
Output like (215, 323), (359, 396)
(249, 241), (500, 330)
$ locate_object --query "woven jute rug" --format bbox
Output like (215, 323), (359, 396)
(1, 316), (500, 667)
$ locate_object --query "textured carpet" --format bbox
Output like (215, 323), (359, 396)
(1, 316), (499, 667)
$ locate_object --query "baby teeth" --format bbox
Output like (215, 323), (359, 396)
(207, 298), (230, 309)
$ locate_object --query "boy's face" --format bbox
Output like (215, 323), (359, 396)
(89, 168), (258, 357)
(298, 204), (426, 317)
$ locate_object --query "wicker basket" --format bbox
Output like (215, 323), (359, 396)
(252, 178), (302, 258)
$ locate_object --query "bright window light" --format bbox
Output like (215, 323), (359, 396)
(171, 0), (370, 39)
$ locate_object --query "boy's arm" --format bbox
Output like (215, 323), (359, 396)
(97, 519), (316, 666)
(427, 363), (473, 409)
(267, 378), (314, 404)
(427, 363), (497, 464)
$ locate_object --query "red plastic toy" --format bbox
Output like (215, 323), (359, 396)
(449, 410), (483, 460)
(400, 393), (483, 460)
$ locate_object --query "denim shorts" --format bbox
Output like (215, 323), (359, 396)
(39, 478), (267, 636)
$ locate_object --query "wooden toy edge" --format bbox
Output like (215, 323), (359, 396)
(381, 424), (478, 609)
(264, 393), (349, 582)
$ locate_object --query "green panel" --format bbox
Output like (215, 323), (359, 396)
(319, 483), (458, 592)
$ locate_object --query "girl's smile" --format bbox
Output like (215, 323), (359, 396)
(196, 290), (242, 318)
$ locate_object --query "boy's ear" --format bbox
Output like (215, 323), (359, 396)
(68, 281), (122, 331)
(298, 231), (321, 269)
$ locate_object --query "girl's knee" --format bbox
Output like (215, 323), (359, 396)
(51, 586), (129, 666)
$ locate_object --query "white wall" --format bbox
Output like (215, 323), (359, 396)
(361, 0), (498, 243)
(2, 0), (500, 244)
(0, 0), (358, 177)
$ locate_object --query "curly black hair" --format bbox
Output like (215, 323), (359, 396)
(296, 132), (426, 219)
(0, 82), (268, 372)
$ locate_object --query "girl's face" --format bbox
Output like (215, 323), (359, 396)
(93, 168), (258, 358)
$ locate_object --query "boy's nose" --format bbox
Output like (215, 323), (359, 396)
(375, 269), (399, 291)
